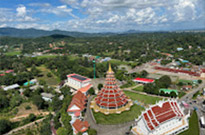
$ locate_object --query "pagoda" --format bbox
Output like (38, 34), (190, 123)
(90, 64), (133, 114)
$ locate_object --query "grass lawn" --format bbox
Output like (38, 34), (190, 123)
(124, 91), (162, 105)
(93, 104), (144, 125)
(36, 55), (58, 59)
(5, 51), (21, 56)
(179, 79), (193, 84)
(133, 85), (144, 92)
(179, 111), (199, 135)
(36, 65), (60, 86)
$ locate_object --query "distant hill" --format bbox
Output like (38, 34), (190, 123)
(0, 27), (204, 38)
(0, 27), (104, 38)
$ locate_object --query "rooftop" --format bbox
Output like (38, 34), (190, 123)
(72, 119), (89, 134)
(67, 74), (91, 82)
(133, 78), (154, 83)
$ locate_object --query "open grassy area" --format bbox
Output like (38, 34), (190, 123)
(179, 79), (193, 84)
(179, 111), (199, 135)
(5, 51), (21, 56)
(93, 104), (144, 125)
(133, 85), (144, 92)
(36, 65), (60, 86)
(124, 91), (162, 105)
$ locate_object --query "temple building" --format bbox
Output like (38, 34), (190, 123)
(131, 99), (190, 135)
(90, 64), (133, 114)
(67, 91), (87, 118)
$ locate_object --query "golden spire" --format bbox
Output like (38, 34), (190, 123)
(108, 63), (113, 72)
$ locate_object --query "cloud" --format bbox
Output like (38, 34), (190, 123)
(28, 3), (51, 7)
(16, 5), (37, 22)
(38, 4), (78, 18)
(16, 5), (26, 17)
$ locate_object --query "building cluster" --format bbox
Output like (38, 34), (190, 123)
(66, 73), (93, 135)
(131, 99), (190, 135)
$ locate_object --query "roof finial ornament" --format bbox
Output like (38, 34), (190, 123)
(108, 63), (113, 72)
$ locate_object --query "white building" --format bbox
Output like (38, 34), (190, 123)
(66, 74), (91, 91)
(3, 84), (20, 91)
(41, 93), (54, 102)
(132, 99), (190, 135)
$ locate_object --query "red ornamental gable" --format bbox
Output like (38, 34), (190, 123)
(143, 101), (183, 131)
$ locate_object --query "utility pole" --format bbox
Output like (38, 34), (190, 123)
(93, 60), (96, 79)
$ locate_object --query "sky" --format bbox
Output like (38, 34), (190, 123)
(0, 0), (204, 32)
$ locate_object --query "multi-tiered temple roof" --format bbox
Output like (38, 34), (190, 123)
(91, 64), (133, 114)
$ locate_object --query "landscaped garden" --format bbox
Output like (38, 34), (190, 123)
(92, 104), (144, 125)
(124, 91), (162, 105)
(179, 111), (199, 135)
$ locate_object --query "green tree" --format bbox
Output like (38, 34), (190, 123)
(51, 96), (62, 111)
(89, 87), (95, 95)
(47, 72), (52, 77)
(56, 127), (69, 135)
(0, 95), (9, 109)
(0, 119), (11, 134)
(60, 86), (71, 97)
(32, 95), (44, 109)
(98, 83), (103, 90)
(9, 94), (23, 108)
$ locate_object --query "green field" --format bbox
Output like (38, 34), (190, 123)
(179, 111), (199, 135)
(179, 79), (193, 84)
(133, 85), (144, 92)
(5, 51), (21, 56)
(93, 104), (144, 125)
(36, 55), (58, 59)
(36, 65), (60, 86)
(124, 91), (162, 105)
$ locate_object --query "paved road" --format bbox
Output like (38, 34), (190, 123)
(179, 81), (205, 102)
(179, 81), (205, 135)
(84, 96), (135, 135)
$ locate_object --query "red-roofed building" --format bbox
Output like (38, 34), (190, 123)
(72, 119), (89, 134)
(66, 74), (92, 90)
(0, 74), (5, 77)
(131, 99), (190, 135)
(133, 78), (154, 84)
(5, 70), (14, 73)
(182, 85), (192, 90)
(67, 91), (87, 118)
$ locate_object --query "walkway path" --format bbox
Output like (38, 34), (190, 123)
(84, 96), (136, 135)
(4, 117), (46, 135)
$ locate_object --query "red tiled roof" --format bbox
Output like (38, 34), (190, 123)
(5, 70), (14, 73)
(133, 78), (154, 83)
(67, 91), (87, 112)
(77, 84), (92, 93)
(0, 74), (5, 76)
(201, 69), (205, 73)
(182, 85), (192, 89)
(143, 101), (183, 131)
(72, 119), (89, 133)
(154, 66), (200, 76)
